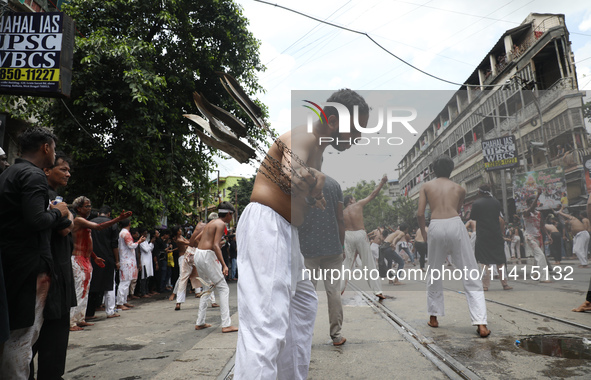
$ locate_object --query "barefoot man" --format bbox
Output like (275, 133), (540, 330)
(194, 202), (238, 333)
(235, 89), (369, 379)
(417, 155), (490, 338)
(555, 206), (589, 268)
(572, 195), (591, 312)
(69, 196), (131, 331)
(341, 175), (388, 299)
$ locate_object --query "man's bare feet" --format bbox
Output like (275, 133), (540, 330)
(477, 325), (491, 338)
(117, 304), (130, 310)
(175, 303), (181, 311)
(70, 326), (84, 331)
(78, 321), (94, 327)
(211, 303), (220, 308)
(540, 280), (553, 283)
(572, 301), (591, 312)
(195, 323), (212, 330)
(578, 265), (589, 268)
(85, 315), (98, 321)
(427, 316), (438, 328)
(222, 326), (239, 333)
(503, 285), (513, 290)
(129, 295), (140, 300)
(123, 303), (134, 308)
(333, 337), (347, 346)
(168, 294), (175, 301)
(107, 313), (120, 318)
(142, 294), (151, 298)
(376, 293), (386, 300)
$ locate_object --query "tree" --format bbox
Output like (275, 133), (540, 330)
(584, 100), (591, 123)
(392, 196), (419, 230)
(228, 175), (256, 216)
(343, 180), (395, 232)
(28, 0), (267, 226)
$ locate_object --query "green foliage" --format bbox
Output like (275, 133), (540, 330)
(584, 100), (591, 123)
(392, 196), (419, 230)
(343, 181), (419, 231)
(25, 0), (266, 226)
(343, 180), (395, 232)
(227, 175), (255, 215)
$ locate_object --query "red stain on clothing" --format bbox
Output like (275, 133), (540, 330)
(73, 255), (92, 299)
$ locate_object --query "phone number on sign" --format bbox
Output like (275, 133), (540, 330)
(0, 68), (59, 82)
(502, 265), (573, 281)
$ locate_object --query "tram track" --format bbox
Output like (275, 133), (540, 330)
(349, 282), (482, 380)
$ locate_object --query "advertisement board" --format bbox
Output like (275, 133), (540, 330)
(482, 135), (518, 171)
(0, 12), (74, 97)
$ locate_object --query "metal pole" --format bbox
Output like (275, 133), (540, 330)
(494, 109), (509, 221)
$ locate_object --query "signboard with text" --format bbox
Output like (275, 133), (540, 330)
(0, 12), (74, 97)
(482, 135), (518, 171)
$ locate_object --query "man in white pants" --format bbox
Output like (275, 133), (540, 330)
(117, 219), (144, 309)
(555, 206), (589, 268)
(417, 154), (490, 338)
(341, 175), (388, 299)
(523, 191), (554, 278)
(235, 89), (369, 379)
(194, 202), (238, 333)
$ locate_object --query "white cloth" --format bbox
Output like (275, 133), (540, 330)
(139, 240), (154, 278)
(117, 280), (131, 306)
(70, 256), (92, 327)
(105, 276), (117, 316)
(572, 230), (590, 266)
(235, 202), (318, 380)
(370, 242), (379, 264)
(511, 235), (521, 259)
(174, 249), (200, 304)
(194, 248), (231, 327)
(341, 230), (382, 295)
(0, 274), (50, 379)
(426, 217), (487, 325)
(118, 229), (138, 281)
(524, 232), (549, 270)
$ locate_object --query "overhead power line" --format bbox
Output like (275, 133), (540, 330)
(254, 0), (505, 88)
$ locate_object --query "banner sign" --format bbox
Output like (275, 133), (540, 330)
(513, 166), (567, 212)
(0, 12), (74, 97)
(584, 155), (591, 195)
(482, 135), (518, 171)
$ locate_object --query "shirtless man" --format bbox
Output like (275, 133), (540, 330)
(555, 206), (589, 267)
(235, 89), (369, 380)
(69, 196), (131, 331)
(417, 155), (490, 338)
(169, 225), (199, 310)
(193, 202), (238, 333)
(545, 218), (562, 265)
(385, 223), (415, 264)
(572, 195), (591, 312)
(341, 175), (388, 298)
(414, 226), (428, 270)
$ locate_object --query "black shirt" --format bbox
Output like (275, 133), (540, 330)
(299, 175), (343, 258)
(0, 158), (62, 329)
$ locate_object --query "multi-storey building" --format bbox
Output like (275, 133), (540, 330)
(398, 13), (587, 219)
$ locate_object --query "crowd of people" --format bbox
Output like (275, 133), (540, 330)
(0, 127), (240, 379)
(1, 84), (590, 380)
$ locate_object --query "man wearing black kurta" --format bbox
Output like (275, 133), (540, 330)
(0, 128), (69, 378)
(29, 153), (76, 380)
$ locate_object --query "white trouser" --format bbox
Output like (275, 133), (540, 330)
(511, 236), (521, 259)
(0, 273), (50, 379)
(426, 217), (487, 325)
(572, 230), (590, 266)
(524, 233), (549, 270)
(70, 256), (92, 327)
(235, 202), (318, 380)
(194, 249), (231, 327)
(117, 280), (131, 305)
(174, 251), (200, 304)
(105, 275), (117, 316)
(341, 230), (382, 295)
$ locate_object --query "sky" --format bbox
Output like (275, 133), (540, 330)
(212, 0), (591, 188)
